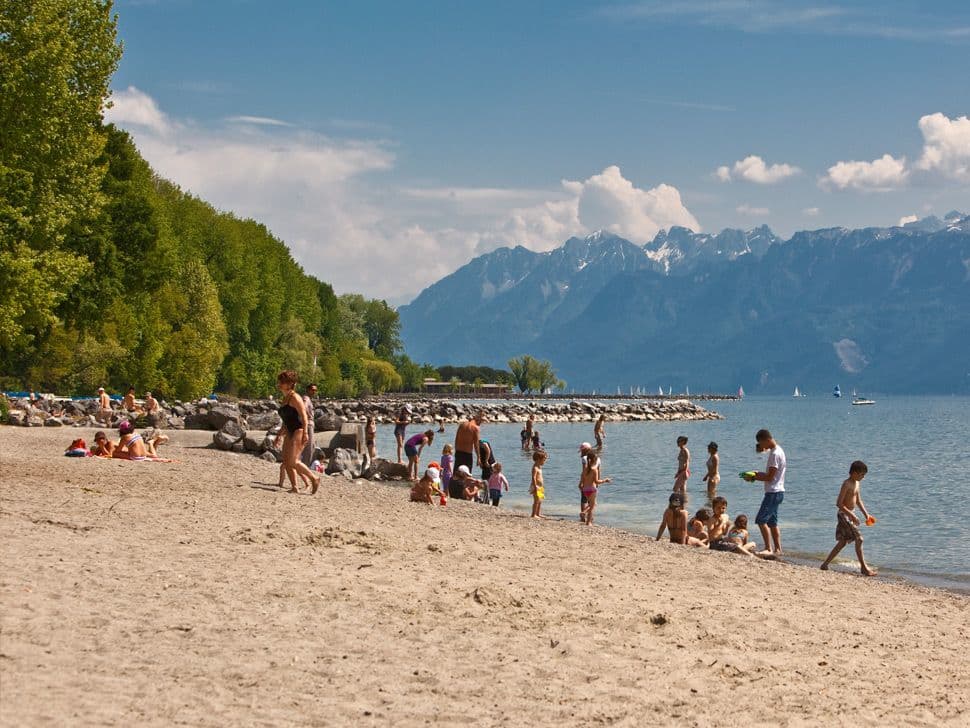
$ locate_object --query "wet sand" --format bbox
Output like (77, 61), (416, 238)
(1, 427), (968, 726)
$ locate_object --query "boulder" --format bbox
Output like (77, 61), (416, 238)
(7, 410), (26, 426)
(43, 417), (64, 427)
(364, 458), (409, 480)
(243, 431), (265, 452)
(259, 450), (280, 463)
(220, 419), (245, 440)
(247, 410), (281, 431)
(185, 403), (242, 431)
(230, 441), (246, 453)
(315, 413), (344, 432)
(325, 448), (367, 478)
(313, 430), (341, 457)
(336, 422), (364, 453)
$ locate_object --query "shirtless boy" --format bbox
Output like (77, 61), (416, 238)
(656, 492), (689, 544)
(97, 387), (112, 424)
(820, 461), (877, 576)
(707, 496), (732, 547)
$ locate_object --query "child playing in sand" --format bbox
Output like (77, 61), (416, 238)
(656, 492), (689, 544)
(702, 442), (720, 499)
(410, 467), (441, 504)
(820, 461), (878, 576)
(487, 462), (509, 507)
(579, 451), (611, 526)
(530, 450), (547, 519)
(405, 430), (435, 481)
(674, 436), (690, 494)
(688, 508), (711, 546)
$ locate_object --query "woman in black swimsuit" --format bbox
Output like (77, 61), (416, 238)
(274, 370), (320, 494)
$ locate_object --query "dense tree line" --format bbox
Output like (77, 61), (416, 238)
(0, 0), (431, 399)
(436, 365), (513, 385)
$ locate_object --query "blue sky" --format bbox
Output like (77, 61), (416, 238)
(108, 0), (970, 301)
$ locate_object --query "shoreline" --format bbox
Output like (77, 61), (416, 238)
(3, 427), (968, 725)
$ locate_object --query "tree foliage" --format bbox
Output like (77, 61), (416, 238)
(507, 355), (564, 393)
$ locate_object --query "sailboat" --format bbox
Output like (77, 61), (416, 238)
(833, 385), (842, 398)
(685, 385), (690, 396)
(658, 386), (664, 396)
(793, 386), (805, 398)
(668, 386), (673, 396)
(737, 386), (744, 399)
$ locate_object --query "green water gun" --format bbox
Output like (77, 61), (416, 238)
(739, 471), (757, 482)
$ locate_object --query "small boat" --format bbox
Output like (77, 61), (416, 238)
(852, 396), (876, 406)
(833, 385), (842, 398)
(737, 386), (745, 399)
(793, 386), (805, 398)
(658, 386), (664, 396)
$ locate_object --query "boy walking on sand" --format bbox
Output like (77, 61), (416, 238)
(743, 429), (786, 556)
(821, 461), (878, 576)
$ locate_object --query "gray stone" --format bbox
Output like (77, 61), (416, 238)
(230, 441), (246, 453)
(260, 450), (280, 463)
(247, 410), (281, 430)
(43, 417), (64, 427)
(336, 422), (364, 453)
(243, 431), (264, 452)
(325, 448), (367, 478)
(213, 429), (241, 450)
(220, 419), (245, 440)
(7, 410), (26, 426)
(364, 458), (409, 480)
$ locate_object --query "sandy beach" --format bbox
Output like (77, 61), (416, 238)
(1, 427), (968, 727)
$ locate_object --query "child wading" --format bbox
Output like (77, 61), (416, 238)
(530, 450), (547, 519)
(820, 460), (878, 576)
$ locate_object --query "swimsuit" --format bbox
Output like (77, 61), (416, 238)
(581, 485), (597, 496)
(836, 511), (861, 542)
(535, 485), (545, 500)
(278, 402), (302, 434)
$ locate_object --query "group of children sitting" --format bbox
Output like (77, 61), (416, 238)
(656, 494), (759, 555)
(64, 421), (170, 461)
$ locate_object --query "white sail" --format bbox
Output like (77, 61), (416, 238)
(793, 386), (800, 397)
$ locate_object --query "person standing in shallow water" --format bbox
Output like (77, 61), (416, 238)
(703, 442), (720, 499)
(273, 370), (320, 494)
(394, 404), (412, 464)
(454, 412), (483, 476)
(674, 436), (690, 495)
(594, 414), (606, 450)
(743, 429), (786, 556)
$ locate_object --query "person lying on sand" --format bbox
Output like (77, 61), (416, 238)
(410, 468), (441, 504)
(113, 420), (149, 460)
(90, 431), (116, 458)
(656, 492), (688, 544)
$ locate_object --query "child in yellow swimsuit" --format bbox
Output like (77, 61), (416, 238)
(530, 450), (547, 519)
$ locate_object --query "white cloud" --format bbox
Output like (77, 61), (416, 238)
(736, 204), (770, 216)
(573, 165), (700, 242)
(916, 113), (970, 181)
(802, 206), (820, 216)
(104, 88), (700, 300)
(106, 86), (174, 135)
(898, 214), (918, 226)
(225, 115), (294, 127)
(820, 153), (909, 191)
(716, 155), (801, 184)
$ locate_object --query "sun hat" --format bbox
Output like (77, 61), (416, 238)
(457, 465), (471, 476)
(425, 467), (440, 481)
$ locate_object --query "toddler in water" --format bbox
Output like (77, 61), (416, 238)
(530, 450), (547, 519)
(487, 462), (509, 507)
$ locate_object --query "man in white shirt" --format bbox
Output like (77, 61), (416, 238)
(748, 428), (786, 555)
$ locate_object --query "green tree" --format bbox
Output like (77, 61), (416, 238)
(508, 355), (536, 393)
(363, 358), (403, 394)
(0, 0), (121, 359)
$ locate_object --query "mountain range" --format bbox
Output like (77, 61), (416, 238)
(399, 212), (970, 394)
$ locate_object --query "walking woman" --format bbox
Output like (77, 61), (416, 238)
(273, 370), (321, 494)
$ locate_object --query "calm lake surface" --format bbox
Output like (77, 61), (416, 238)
(376, 396), (970, 593)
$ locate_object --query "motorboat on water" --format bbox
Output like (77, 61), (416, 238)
(852, 396), (876, 406)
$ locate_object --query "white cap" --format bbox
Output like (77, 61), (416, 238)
(579, 442), (592, 452)
(425, 467), (440, 480)
(457, 465), (471, 475)
(98, 387), (105, 392)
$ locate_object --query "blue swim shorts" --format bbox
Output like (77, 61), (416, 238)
(755, 491), (784, 527)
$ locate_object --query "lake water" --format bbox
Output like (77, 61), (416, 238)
(376, 396), (970, 593)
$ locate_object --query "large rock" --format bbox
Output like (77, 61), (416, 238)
(365, 458), (409, 480)
(336, 422), (364, 453)
(212, 420), (245, 451)
(186, 403), (242, 431)
(7, 410), (26, 426)
(315, 413), (344, 432)
(43, 417), (63, 427)
(247, 410), (281, 431)
(325, 448), (367, 478)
